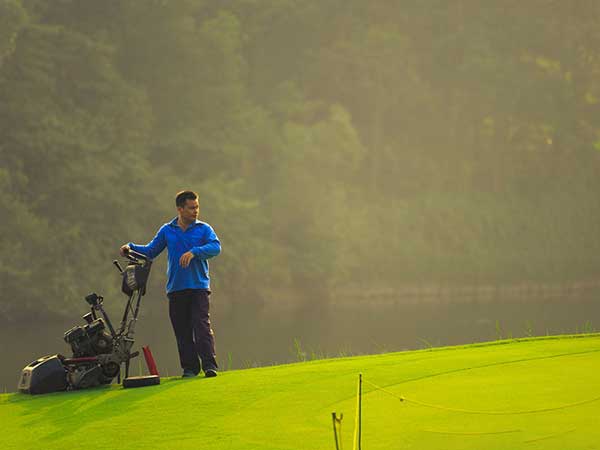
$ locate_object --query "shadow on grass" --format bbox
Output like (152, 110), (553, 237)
(7, 376), (191, 441)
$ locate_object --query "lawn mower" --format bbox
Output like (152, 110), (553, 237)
(18, 249), (160, 394)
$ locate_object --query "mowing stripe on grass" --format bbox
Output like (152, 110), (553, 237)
(363, 347), (600, 393)
(421, 428), (522, 435)
(523, 428), (576, 444)
(364, 378), (600, 415)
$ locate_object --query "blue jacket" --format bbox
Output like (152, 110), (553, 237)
(128, 218), (221, 294)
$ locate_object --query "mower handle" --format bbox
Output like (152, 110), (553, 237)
(122, 247), (150, 262)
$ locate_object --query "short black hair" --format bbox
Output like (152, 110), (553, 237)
(175, 190), (198, 208)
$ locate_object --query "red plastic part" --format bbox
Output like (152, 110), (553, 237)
(63, 357), (99, 364)
(142, 345), (159, 376)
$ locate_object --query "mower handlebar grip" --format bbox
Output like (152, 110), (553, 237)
(125, 249), (150, 262)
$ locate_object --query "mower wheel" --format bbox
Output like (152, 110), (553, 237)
(123, 375), (160, 388)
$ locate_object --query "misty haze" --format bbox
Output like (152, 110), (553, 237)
(1, 1), (600, 393)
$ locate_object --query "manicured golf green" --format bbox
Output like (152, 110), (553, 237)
(2, 334), (600, 450)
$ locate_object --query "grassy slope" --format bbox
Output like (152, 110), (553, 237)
(2, 334), (600, 450)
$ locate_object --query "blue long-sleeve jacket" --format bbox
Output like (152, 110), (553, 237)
(128, 218), (221, 294)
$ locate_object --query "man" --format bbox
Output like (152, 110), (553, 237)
(120, 190), (221, 378)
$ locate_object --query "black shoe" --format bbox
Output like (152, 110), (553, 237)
(182, 370), (197, 378)
(204, 368), (218, 378)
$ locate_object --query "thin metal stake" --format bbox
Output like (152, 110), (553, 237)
(353, 373), (363, 450)
(358, 373), (362, 450)
(332, 412), (340, 450)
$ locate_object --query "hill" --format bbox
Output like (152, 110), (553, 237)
(2, 334), (600, 450)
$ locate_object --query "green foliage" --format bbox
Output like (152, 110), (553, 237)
(0, 0), (28, 67)
(2, 2), (600, 319)
(0, 19), (152, 318)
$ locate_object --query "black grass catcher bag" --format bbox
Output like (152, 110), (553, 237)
(121, 255), (152, 296)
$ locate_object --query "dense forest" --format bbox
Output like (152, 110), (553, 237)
(2, 0), (600, 321)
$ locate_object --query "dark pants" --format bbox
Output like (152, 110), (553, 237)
(167, 289), (218, 374)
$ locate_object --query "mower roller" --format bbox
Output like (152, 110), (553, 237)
(18, 249), (160, 394)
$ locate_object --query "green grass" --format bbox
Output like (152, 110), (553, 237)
(2, 334), (600, 449)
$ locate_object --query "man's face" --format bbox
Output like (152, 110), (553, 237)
(178, 198), (199, 223)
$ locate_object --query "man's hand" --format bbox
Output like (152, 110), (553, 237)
(119, 244), (130, 257)
(179, 251), (195, 268)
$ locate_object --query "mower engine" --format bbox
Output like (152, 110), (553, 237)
(64, 315), (114, 357)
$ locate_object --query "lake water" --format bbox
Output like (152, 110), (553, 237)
(2, 294), (598, 392)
